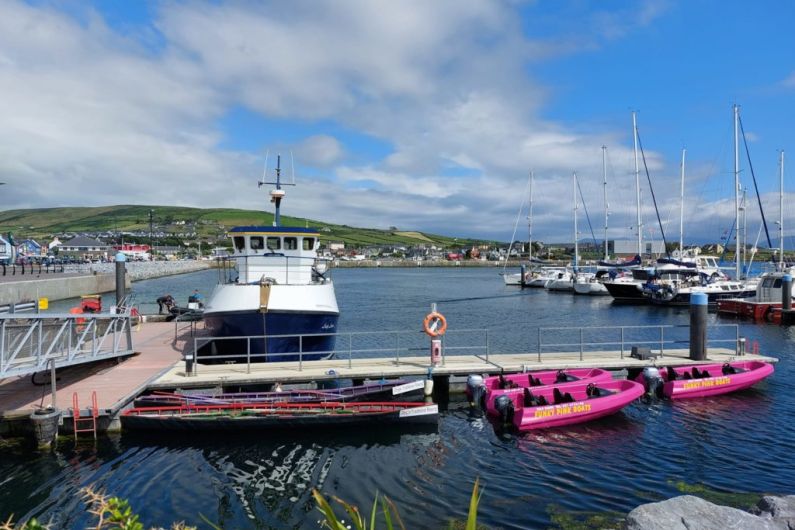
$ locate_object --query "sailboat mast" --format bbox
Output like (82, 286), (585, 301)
(633, 112), (642, 258)
(780, 150), (785, 269)
(528, 171), (534, 262)
(602, 146), (609, 260)
(573, 171), (579, 270)
(734, 105), (741, 279)
(680, 148), (686, 254)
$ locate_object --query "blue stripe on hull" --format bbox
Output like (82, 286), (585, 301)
(204, 311), (338, 362)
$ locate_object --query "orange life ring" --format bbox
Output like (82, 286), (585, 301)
(423, 311), (447, 337)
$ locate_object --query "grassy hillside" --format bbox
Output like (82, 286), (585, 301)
(0, 205), (494, 248)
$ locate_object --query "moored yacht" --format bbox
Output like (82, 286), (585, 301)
(203, 156), (339, 362)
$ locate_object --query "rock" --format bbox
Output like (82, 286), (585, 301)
(752, 496), (795, 529)
(625, 495), (784, 530)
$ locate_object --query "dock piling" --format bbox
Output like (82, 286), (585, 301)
(783, 274), (792, 311)
(115, 252), (126, 307)
(689, 292), (707, 360)
(520, 265), (527, 289)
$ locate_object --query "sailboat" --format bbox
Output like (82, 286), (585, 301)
(203, 154), (340, 362)
(548, 172), (579, 291)
(643, 106), (758, 306)
(574, 147), (610, 295)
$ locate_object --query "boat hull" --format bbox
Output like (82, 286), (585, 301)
(511, 380), (643, 430)
(203, 310), (338, 362)
(646, 287), (757, 307)
(604, 281), (647, 303)
(659, 361), (774, 399)
(121, 402), (439, 432)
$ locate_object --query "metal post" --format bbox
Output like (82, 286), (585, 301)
(49, 359), (57, 409)
(246, 337), (251, 374)
(579, 328), (584, 360)
(660, 327), (665, 357)
(537, 327), (541, 362)
(620, 327), (625, 358)
(782, 274), (792, 311)
(737, 337), (746, 356)
(520, 264), (526, 289)
(349, 334), (352, 369)
(395, 333), (400, 366)
(115, 252), (126, 308)
(299, 336), (303, 371)
(689, 292), (708, 360)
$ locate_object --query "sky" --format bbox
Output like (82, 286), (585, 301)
(0, 0), (794, 246)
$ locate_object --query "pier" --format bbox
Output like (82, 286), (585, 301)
(0, 318), (779, 435)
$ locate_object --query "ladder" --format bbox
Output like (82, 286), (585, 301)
(72, 391), (98, 440)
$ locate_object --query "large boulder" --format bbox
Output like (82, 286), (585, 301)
(752, 495), (795, 529)
(625, 495), (783, 530)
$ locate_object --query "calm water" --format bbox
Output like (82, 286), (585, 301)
(2, 267), (794, 529)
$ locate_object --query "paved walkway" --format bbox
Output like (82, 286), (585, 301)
(0, 322), (182, 418)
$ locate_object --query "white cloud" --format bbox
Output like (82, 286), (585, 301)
(0, 0), (726, 244)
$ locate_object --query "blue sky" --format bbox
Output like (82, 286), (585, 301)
(0, 0), (793, 245)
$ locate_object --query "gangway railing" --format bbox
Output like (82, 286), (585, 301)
(0, 311), (135, 379)
(185, 323), (744, 375)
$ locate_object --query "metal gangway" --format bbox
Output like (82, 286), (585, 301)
(0, 310), (135, 379)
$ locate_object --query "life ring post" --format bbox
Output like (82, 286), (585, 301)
(423, 303), (446, 366)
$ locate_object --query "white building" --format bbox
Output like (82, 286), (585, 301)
(0, 235), (12, 263)
(613, 239), (666, 257)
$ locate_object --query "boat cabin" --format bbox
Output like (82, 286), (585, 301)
(229, 226), (324, 285)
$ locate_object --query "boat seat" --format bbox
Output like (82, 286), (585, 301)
(553, 388), (565, 404)
(498, 374), (508, 389)
(562, 392), (575, 403)
(666, 366), (678, 381)
(528, 375), (542, 386)
(555, 370), (569, 383)
(536, 395), (548, 406)
(523, 388), (536, 407)
(682, 372), (692, 380)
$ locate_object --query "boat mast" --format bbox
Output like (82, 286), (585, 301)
(780, 150), (785, 269)
(602, 146), (609, 261)
(573, 171), (579, 270)
(528, 171), (534, 262)
(734, 105), (741, 279)
(679, 148), (686, 254)
(260, 154), (295, 228)
(633, 112), (642, 258)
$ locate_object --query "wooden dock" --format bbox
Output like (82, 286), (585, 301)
(0, 320), (780, 434)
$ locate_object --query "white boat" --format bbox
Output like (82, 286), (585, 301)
(203, 155), (339, 362)
(573, 272), (610, 295)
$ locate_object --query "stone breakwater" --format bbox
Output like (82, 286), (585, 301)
(91, 261), (211, 282)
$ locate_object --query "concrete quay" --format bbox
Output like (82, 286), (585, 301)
(0, 261), (211, 305)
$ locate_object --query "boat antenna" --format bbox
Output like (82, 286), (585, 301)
(259, 153), (295, 227)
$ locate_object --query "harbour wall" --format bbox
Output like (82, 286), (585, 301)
(332, 259), (573, 268)
(0, 261), (212, 305)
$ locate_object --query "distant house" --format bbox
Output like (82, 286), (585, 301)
(0, 235), (12, 263)
(16, 239), (42, 257)
(48, 237), (62, 253)
(328, 242), (345, 252)
(61, 236), (110, 260)
(113, 243), (151, 261)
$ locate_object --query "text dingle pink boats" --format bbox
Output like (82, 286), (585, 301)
(642, 361), (774, 399)
(493, 380), (644, 431)
(479, 369), (613, 416)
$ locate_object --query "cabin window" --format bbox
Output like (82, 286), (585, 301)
(773, 279), (783, 288)
(762, 278), (773, 288)
(250, 236), (264, 251)
(267, 237), (281, 250)
(303, 237), (315, 250)
(284, 237), (298, 250)
(234, 237), (245, 252)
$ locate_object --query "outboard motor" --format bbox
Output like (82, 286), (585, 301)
(642, 366), (664, 398)
(466, 374), (486, 408)
(494, 394), (515, 424)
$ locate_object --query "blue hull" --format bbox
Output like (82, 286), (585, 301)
(203, 311), (338, 362)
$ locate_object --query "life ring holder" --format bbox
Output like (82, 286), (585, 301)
(423, 311), (447, 337)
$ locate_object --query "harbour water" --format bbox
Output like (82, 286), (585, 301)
(2, 267), (793, 528)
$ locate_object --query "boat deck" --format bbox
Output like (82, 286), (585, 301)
(0, 321), (780, 424)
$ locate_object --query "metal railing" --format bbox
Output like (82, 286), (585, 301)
(537, 324), (741, 361)
(217, 254), (333, 286)
(185, 323), (744, 375)
(188, 328), (490, 375)
(0, 311), (135, 378)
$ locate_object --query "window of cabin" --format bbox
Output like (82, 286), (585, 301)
(234, 237), (245, 252)
(773, 278), (783, 288)
(303, 237), (316, 250)
(267, 237), (281, 250)
(284, 237), (298, 250)
(250, 237), (264, 251)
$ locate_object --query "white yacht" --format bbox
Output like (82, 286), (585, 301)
(203, 156), (339, 362)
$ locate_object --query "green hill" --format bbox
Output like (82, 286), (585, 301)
(0, 205), (494, 249)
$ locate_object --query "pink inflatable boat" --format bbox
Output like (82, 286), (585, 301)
(648, 361), (774, 399)
(483, 368), (613, 416)
(496, 380), (644, 431)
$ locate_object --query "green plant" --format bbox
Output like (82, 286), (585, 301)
(312, 478), (483, 530)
